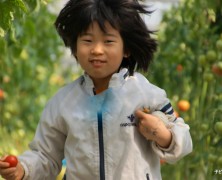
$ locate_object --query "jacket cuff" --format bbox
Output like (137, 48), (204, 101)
(20, 161), (30, 180)
(152, 129), (176, 152)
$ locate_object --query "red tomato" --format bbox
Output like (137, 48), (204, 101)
(0, 89), (4, 100)
(160, 159), (166, 165)
(176, 64), (183, 72)
(173, 110), (179, 118)
(3, 155), (18, 167)
(212, 64), (222, 76)
(177, 100), (190, 112)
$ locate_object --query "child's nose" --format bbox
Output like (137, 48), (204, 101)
(91, 43), (104, 55)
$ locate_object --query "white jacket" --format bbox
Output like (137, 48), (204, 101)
(19, 68), (192, 180)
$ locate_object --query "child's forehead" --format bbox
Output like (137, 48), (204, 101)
(82, 20), (119, 33)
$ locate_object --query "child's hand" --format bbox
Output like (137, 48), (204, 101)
(135, 109), (172, 148)
(0, 155), (24, 180)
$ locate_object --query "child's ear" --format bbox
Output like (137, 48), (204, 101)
(123, 52), (130, 58)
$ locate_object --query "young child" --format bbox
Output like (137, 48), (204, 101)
(0, 0), (192, 179)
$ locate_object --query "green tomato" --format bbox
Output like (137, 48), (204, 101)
(203, 73), (214, 82)
(179, 43), (186, 51)
(214, 122), (222, 136)
(217, 62), (222, 69)
(216, 40), (222, 51)
(200, 124), (209, 131)
(206, 50), (217, 62)
(198, 55), (206, 65)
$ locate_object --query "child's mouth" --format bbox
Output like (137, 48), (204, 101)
(90, 60), (106, 67)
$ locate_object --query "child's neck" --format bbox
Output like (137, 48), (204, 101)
(94, 87), (107, 94)
(93, 80), (109, 94)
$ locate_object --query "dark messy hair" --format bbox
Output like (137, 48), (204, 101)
(54, 0), (157, 75)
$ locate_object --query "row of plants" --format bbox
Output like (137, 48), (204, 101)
(0, 0), (76, 156)
(148, 0), (222, 179)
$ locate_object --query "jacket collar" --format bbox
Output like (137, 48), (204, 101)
(80, 68), (129, 95)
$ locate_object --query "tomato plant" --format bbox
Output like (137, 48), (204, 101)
(0, 0), (66, 133)
(0, 1), (79, 179)
(148, 0), (222, 179)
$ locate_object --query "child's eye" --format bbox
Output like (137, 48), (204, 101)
(83, 39), (92, 42)
(105, 40), (114, 43)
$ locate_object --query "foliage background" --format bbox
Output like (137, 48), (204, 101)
(148, 0), (222, 179)
(0, 0), (222, 179)
(0, 0), (76, 155)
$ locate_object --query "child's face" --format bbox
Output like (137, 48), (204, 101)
(76, 21), (127, 87)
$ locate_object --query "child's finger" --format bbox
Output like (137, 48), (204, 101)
(136, 110), (159, 125)
(0, 161), (10, 168)
(0, 156), (8, 161)
(135, 109), (148, 119)
(0, 167), (16, 175)
(1, 169), (16, 180)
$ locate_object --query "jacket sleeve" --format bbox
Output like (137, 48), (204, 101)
(136, 73), (193, 164)
(19, 94), (67, 180)
(151, 111), (193, 164)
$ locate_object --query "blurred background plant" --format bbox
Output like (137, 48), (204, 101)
(0, 0), (80, 157)
(148, 0), (222, 179)
(0, 0), (222, 179)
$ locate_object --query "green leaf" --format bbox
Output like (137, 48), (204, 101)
(24, 0), (40, 12)
(0, 2), (13, 30)
(12, 0), (28, 13)
(0, 27), (5, 37)
(0, 0), (28, 32)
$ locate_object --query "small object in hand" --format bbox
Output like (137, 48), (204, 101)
(143, 107), (150, 114)
(3, 155), (18, 167)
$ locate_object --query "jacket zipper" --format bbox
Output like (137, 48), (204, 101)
(146, 173), (150, 180)
(98, 111), (105, 180)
